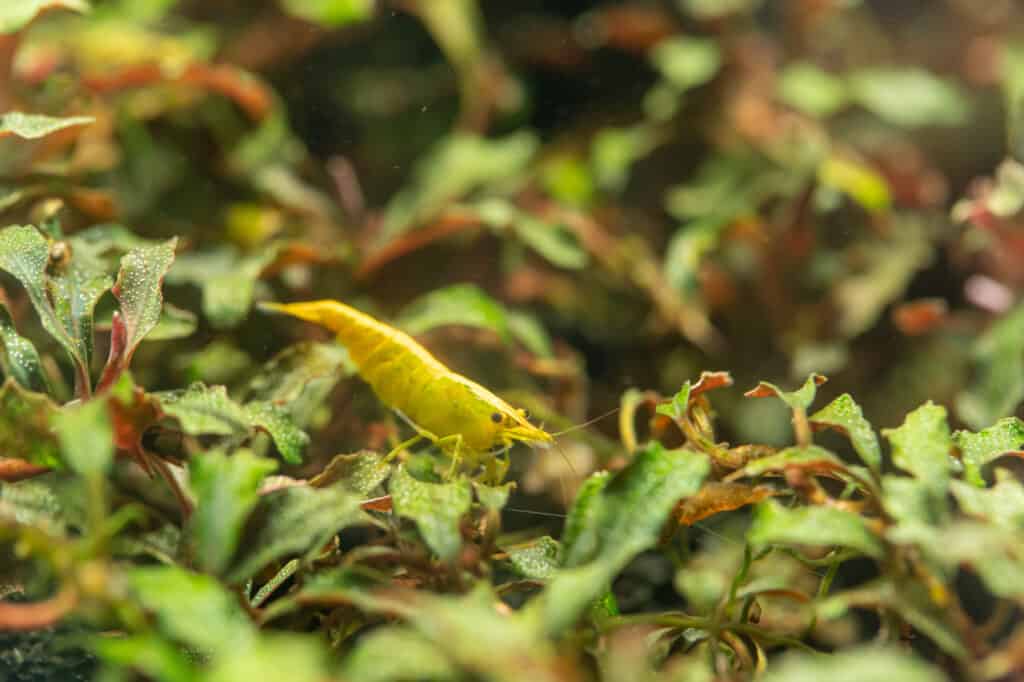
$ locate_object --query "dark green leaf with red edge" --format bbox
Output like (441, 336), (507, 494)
(745, 373), (827, 411)
(952, 417), (1024, 487)
(188, 449), (278, 575)
(49, 257), (112, 376)
(810, 393), (882, 472)
(882, 402), (954, 495)
(0, 301), (49, 393)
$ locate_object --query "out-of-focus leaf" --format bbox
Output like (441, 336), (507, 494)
(778, 62), (848, 117)
(650, 36), (721, 92)
(818, 155), (891, 213)
(91, 633), (197, 682)
(474, 480), (513, 510)
(506, 536), (560, 580)
(591, 125), (657, 193)
(128, 565), (255, 655)
(508, 212), (588, 270)
(761, 646), (944, 682)
(0, 378), (60, 467)
(748, 499), (884, 558)
(52, 399), (112, 476)
(728, 445), (846, 480)
(681, 0), (760, 19)
(958, 301), (1024, 429)
(951, 471), (1024, 529)
(531, 444), (709, 634)
(506, 311), (553, 358)
(0, 111), (92, 136)
(745, 373), (827, 411)
(882, 402), (953, 494)
(153, 383), (309, 464)
(243, 342), (349, 403)
(656, 381), (692, 420)
(833, 220), (933, 337)
(205, 634), (330, 682)
(167, 245), (280, 328)
(380, 132), (538, 244)
(952, 417), (1024, 486)
(279, 0), (373, 27)
(226, 484), (368, 582)
(810, 393), (882, 472)
(188, 450), (278, 574)
(1004, 45), (1024, 159)
(675, 482), (774, 525)
(145, 303), (197, 341)
(340, 626), (457, 682)
(882, 476), (936, 525)
(390, 465), (472, 561)
(849, 68), (970, 128)
(664, 217), (728, 296)
(0, 302), (49, 393)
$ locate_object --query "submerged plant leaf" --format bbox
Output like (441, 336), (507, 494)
(340, 626), (457, 682)
(727, 445), (847, 480)
(0, 111), (93, 136)
(279, 0), (374, 27)
(762, 646), (944, 682)
(167, 245), (280, 328)
(748, 499), (884, 559)
(506, 536), (560, 580)
(745, 373), (827, 411)
(882, 402), (953, 494)
(958, 302), (1024, 429)
(650, 36), (721, 92)
(848, 68), (970, 128)
(953, 417), (1024, 487)
(52, 399), (113, 476)
(0, 302), (49, 393)
(389, 465), (472, 561)
(810, 393), (882, 472)
(0, 378), (61, 467)
(675, 481), (775, 525)
(188, 450), (278, 574)
(951, 472), (1024, 529)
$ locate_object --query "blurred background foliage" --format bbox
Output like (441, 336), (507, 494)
(4, 0), (1024, 680)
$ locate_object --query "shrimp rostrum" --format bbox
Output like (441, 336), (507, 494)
(261, 299), (553, 476)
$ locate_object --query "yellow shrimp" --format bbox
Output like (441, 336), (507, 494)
(259, 299), (553, 474)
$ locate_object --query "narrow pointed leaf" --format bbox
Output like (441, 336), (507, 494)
(811, 393), (882, 471)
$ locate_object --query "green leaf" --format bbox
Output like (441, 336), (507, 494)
(748, 499), (884, 559)
(128, 565), (255, 655)
(145, 303), (198, 341)
(745, 373), (827, 411)
(167, 245), (280, 329)
(650, 37), (721, 92)
(882, 476), (938, 525)
(0, 111), (92, 137)
(0, 2), (89, 34)
(849, 68), (970, 128)
(278, 0), (373, 27)
(188, 450), (278, 574)
(958, 301), (1024, 429)
(656, 381), (692, 419)
(953, 417), (1024, 486)
(818, 155), (891, 214)
(761, 646), (944, 682)
(507, 212), (587, 270)
(0, 302), (49, 393)
(810, 393), (882, 472)
(531, 444), (709, 634)
(52, 399), (112, 476)
(49, 257), (112, 374)
(474, 480), (513, 510)
(205, 634), (330, 682)
(729, 445), (846, 479)
(91, 633), (198, 682)
(108, 238), (178, 366)
(507, 536), (560, 580)
(389, 465), (472, 561)
(591, 125), (657, 193)
(340, 626), (457, 682)
(778, 62), (849, 117)
(951, 471), (1024, 529)
(153, 383), (309, 464)
(226, 484), (368, 582)
(0, 378), (60, 467)
(882, 402), (953, 493)
(310, 451), (389, 495)
(380, 132), (538, 244)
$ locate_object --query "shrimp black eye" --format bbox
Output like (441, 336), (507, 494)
(519, 409), (530, 420)
(491, 412), (503, 424)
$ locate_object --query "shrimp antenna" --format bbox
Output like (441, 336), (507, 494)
(550, 406), (621, 438)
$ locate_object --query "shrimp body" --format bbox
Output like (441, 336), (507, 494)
(260, 300), (552, 457)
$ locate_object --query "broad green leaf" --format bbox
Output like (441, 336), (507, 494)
(278, 0), (374, 26)
(532, 444), (709, 634)
(761, 646), (944, 682)
(882, 402), (953, 493)
(188, 450), (278, 574)
(226, 484), (368, 582)
(506, 311), (554, 358)
(0, 302), (49, 393)
(167, 245), (280, 328)
(154, 383), (309, 464)
(507, 536), (560, 580)
(957, 301), (1024, 429)
(745, 373), (827, 411)
(818, 155), (891, 213)
(380, 132), (538, 244)
(91, 633), (197, 682)
(474, 480), (513, 510)
(310, 451), (389, 495)
(748, 499), (884, 559)
(0, 111), (92, 137)
(778, 62), (848, 117)
(389, 465), (472, 561)
(205, 635), (330, 682)
(656, 381), (692, 420)
(0, 1), (89, 34)
(952, 417), (1024, 486)
(341, 626), (456, 682)
(951, 472), (1024, 529)
(0, 378), (60, 467)
(0, 226), (87, 381)
(51, 399), (112, 476)
(145, 303), (198, 341)
(810, 393), (882, 471)
(650, 37), (721, 92)
(848, 68), (970, 128)
(243, 341), (350, 404)
(49, 257), (112, 374)
(128, 566), (255, 655)
(729, 445), (846, 479)
(882, 476), (938, 525)
(110, 238), (178, 365)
